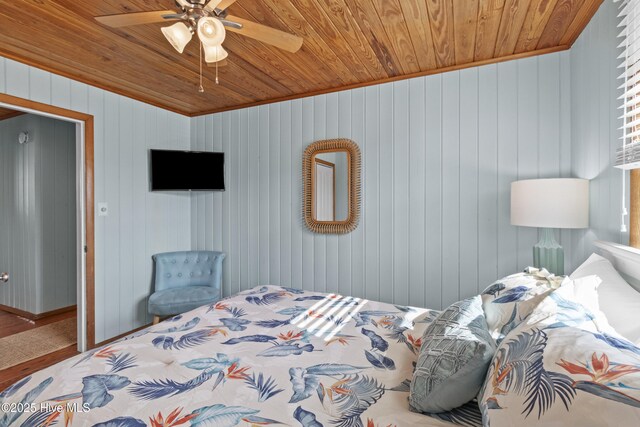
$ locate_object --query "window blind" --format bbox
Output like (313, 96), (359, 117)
(616, 0), (640, 169)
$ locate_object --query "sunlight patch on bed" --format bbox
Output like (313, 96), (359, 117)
(313, 296), (357, 336)
(288, 294), (370, 341)
(292, 294), (338, 328)
(323, 299), (368, 341)
(306, 296), (356, 334)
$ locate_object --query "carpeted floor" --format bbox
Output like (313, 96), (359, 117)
(0, 317), (77, 370)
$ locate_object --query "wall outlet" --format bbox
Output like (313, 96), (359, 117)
(98, 203), (109, 217)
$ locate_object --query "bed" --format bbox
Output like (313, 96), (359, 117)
(0, 286), (469, 427)
(4, 243), (640, 427)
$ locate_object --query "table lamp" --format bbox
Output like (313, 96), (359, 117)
(511, 178), (589, 275)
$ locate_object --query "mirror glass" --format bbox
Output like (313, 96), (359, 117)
(313, 151), (350, 222)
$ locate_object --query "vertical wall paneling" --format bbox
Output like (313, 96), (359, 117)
(292, 100), (304, 291)
(249, 107), (261, 289)
(459, 68), (479, 300)
(496, 61), (519, 279)
(301, 99), (314, 291)
(559, 53), (573, 255)
(119, 98), (134, 334)
(235, 109), (245, 295)
(313, 96), (327, 294)
(103, 92), (120, 340)
(364, 86), (380, 302)
(191, 52), (572, 310)
(259, 106), (270, 286)
(280, 102), (292, 289)
(425, 76), (443, 308)
(393, 80), (410, 306)
(51, 74), (71, 110)
(29, 68), (51, 105)
(378, 84), (394, 304)
(0, 57), (6, 93)
(5, 61), (28, 99)
(0, 58), (191, 342)
(2, 3), (621, 332)
(570, 0), (624, 269)
(324, 94), (338, 295)
(132, 102), (147, 327)
(350, 88), (366, 300)
(337, 91), (352, 297)
(0, 114), (76, 314)
(478, 64), (499, 292)
(269, 104), (281, 287)
(441, 72), (460, 308)
(517, 57), (539, 272)
(408, 78), (426, 308)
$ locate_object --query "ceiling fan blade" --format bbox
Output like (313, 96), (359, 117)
(203, 0), (223, 13)
(175, 0), (192, 9)
(217, 0), (239, 10)
(95, 10), (178, 28)
(207, 59), (229, 67)
(225, 15), (303, 53)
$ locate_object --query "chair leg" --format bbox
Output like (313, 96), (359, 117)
(153, 316), (161, 325)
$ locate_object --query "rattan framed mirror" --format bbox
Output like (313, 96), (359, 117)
(303, 139), (361, 234)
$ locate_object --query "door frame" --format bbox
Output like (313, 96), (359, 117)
(313, 158), (336, 221)
(0, 93), (95, 351)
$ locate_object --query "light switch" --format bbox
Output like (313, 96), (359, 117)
(98, 203), (109, 217)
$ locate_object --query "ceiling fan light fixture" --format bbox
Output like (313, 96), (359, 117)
(197, 17), (226, 46)
(203, 44), (229, 63)
(161, 22), (193, 53)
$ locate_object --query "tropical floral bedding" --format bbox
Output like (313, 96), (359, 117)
(0, 286), (464, 427)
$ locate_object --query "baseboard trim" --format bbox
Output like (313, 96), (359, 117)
(0, 304), (77, 321)
(94, 323), (152, 348)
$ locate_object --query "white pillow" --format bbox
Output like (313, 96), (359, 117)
(526, 276), (614, 334)
(560, 275), (603, 319)
(571, 253), (640, 344)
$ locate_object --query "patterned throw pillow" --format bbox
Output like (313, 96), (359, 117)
(479, 285), (640, 426)
(481, 267), (563, 343)
(410, 296), (496, 414)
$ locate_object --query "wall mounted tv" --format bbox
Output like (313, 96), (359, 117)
(150, 149), (225, 191)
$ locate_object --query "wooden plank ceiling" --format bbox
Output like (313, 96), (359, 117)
(0, 0), (602, 117)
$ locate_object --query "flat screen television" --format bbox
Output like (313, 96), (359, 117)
(150, 149), (225, 191)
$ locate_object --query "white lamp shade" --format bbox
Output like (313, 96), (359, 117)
(197, 17), (226, 46)
(161, 22), (193, 53)
(511, 178), (589, 229)
(203, 44), (229, 63)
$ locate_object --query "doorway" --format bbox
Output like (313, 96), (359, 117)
(0, 94), (94, 389)
(314, 158), (335, 221)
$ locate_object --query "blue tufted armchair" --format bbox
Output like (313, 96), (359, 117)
(149, 251), (225, 324)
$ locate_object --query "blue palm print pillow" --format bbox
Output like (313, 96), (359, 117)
(479, 286), (640, 426)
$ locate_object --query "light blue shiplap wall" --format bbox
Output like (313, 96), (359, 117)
(0, 57), (192, 343)
(0, 114), (76, 314)
(1, 0), (619, 339)
(191, 52), (573, 310)
(570, 0), (626, 269)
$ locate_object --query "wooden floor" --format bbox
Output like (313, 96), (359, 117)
(0, 308), (76, 339)
(0, 309), (79, 391)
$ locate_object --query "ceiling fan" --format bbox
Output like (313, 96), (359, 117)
(95, 0), (303, 89)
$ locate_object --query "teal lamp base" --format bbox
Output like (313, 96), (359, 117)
(533, 228), (564, 276)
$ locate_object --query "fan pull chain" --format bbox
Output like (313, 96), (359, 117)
(215, 47), (220, 85)
(198, 42), (204, 93)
